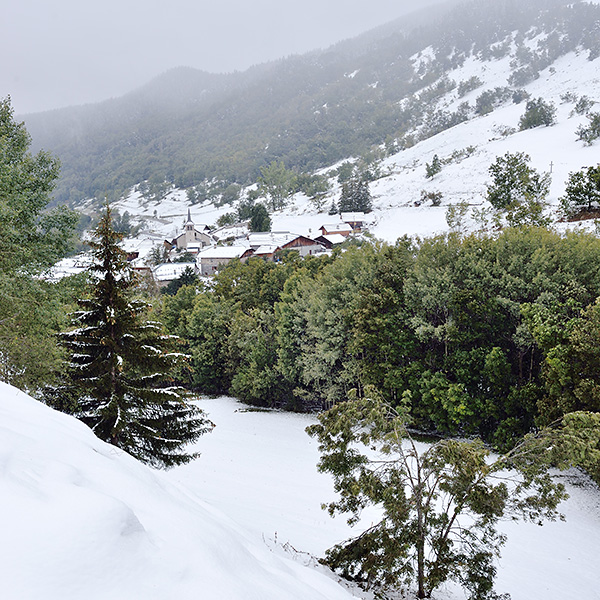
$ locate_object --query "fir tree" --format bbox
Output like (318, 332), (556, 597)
(338, 177), (372, 213)
(55, 205), (212, 468)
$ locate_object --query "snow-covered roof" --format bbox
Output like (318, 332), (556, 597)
(340, 212), (367, 222)
(319, 223), (353, 233)
(152, 262), (196, 281)
(253, 244), (281, 255)
(319, 233), (347, 245)
(43, 256), (93, 281)
(247, 232), (299, 248)
(197, 245), (250, 260)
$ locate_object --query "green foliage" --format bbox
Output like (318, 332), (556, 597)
(249, 203), (271, 232)
(216, 212), (237, 227)
(307, 391), (567, 599)
(146, 244), (171, 266)
(161, 226), (600, 452)
(576, 111), (600, 145)
(425, 155), (442, 179)
(420, 190), (443, 206)
(559, 164), (600, 219)
(474, 87), (512, 115)
(258, 160), (298, 211)
(0, 97), (77, 273)
(534, 299), (600, 421)
(51, 206), (212, 468)
(486, 152), (551, 227)
(338, 177), (372, 213)
(296, 172), (331, 210)
(0, 96), (78, 391)
(161, 266), (199, 296)
(457, 75), (482, 97)
(518, 98), (557, 130)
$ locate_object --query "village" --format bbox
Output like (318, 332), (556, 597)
(48, 209), (371, 286)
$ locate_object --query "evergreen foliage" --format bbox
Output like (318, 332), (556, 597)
(162, 224), (600, 467)
(249, 203), (271, 232)
(576, 111), (600, 145)
(518, 97), (557, 130)
(486, 152), (551, 226)
(338, 177), (372, 213)
(425, 155), (443, 179)
(54, 205), (212, 468)
(307, 391), (567, 599)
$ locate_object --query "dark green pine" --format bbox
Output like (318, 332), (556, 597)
(59, 204), (212, 468)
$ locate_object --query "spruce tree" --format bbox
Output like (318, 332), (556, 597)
(56, 205), (212, 468)
(338, 177), (372, 213)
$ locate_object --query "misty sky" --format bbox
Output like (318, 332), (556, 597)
(2, 0), (442, 115)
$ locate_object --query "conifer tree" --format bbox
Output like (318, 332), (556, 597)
(56, 205), (212, 468)
(338, 177), (372, 213)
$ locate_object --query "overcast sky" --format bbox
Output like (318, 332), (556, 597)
(1, 0), (442, 115)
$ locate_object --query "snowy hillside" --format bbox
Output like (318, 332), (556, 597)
(0, 382), (356, 600)
(2, 382), (600, 600)
(102, 45), (600, 257)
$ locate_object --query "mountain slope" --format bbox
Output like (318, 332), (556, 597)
(23, 0), (598, 207)
(98, 37), (600, 256)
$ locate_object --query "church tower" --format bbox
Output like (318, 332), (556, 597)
(184, 209), (196, 247)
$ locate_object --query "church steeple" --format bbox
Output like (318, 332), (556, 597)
(184, 209), (195, 245)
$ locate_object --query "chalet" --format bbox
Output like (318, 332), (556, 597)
(314, 234), (347, 249)
(340, 212), (367, 231)
(171, 210), (212, 250)
(247, 232), (298, 249)
(252, 244), (281, 260)
(197, 245), (254, 276)
(279, 235), (326, 257)
(319, 222), (353, 237)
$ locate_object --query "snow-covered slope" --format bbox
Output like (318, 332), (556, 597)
(104, 46), (600, 257)
(173, 397), (600, 600)
(0, 382), (356, 600)
(2, 384), (600, 599)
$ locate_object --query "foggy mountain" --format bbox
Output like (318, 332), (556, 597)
(23, 0), (599, 209)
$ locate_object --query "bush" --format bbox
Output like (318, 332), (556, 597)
(576, 112), (600, 145)
(518, 98), (556, 130)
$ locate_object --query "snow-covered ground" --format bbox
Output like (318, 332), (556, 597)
(2, 383), (599, 600)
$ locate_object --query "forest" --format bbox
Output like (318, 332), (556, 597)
(161, 227), (600, 473)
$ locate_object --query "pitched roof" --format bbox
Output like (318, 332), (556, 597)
(319, 223), (353, 233)
(198, 245), (250, 259)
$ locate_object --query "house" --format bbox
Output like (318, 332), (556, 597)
(340, 212), (367, 231)
(171, 210), (212, 250)
(279, 235), (326, 257)
(152, 262), (198, 284)
(319, 222), (353, 237)
(314, 234), (347, 249)
(252, 244), (281, 260)
(196, 245), (254, 276)
(247, 232), (298, 249)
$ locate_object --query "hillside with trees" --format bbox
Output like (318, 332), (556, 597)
(23, 0), (600, 209)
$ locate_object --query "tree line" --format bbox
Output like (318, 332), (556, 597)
(162, 228), (600, 472)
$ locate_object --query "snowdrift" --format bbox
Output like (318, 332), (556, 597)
(0, 382), (355, 600)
